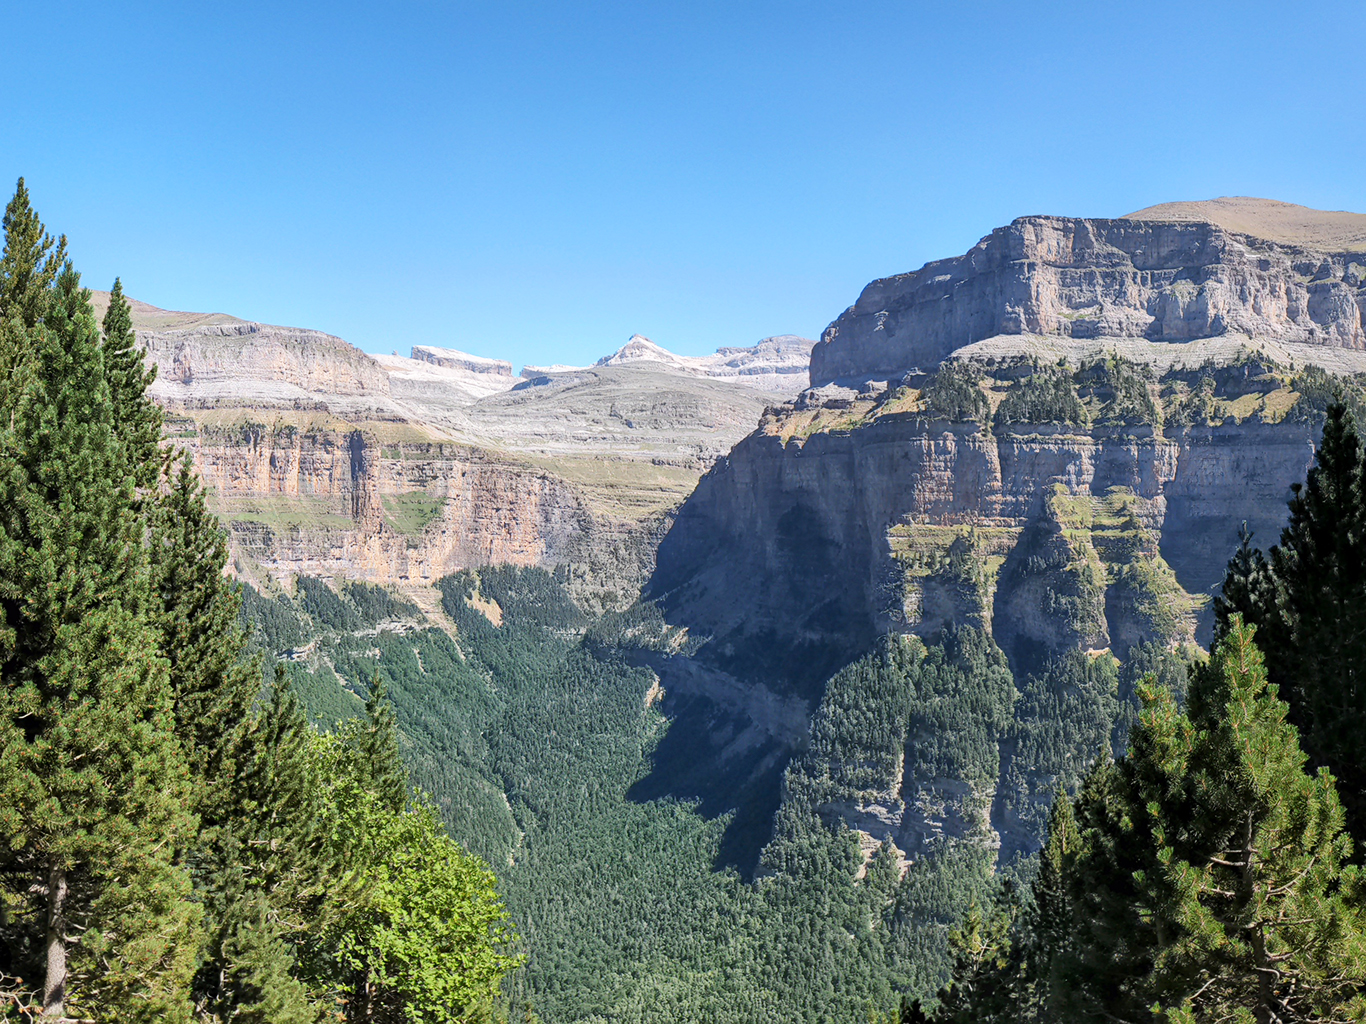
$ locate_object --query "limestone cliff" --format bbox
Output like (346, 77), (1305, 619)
(644, 199), (1366, 872)
(94, 292), (792, 611)
(810, 210), (1366, 387)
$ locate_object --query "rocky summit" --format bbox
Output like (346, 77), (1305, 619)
(809, 198), (1366, 388)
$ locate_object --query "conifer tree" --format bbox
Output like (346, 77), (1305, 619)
(930, 890), (1019, 1024)
(347, 674), (408, 814)
(191, 667), (346, 1023)
(147, 453), (258, 789)
(99, 277), (162, 488)
(0, 182), (199, 1021)
(1217, 402), (1366, 840)
(0, 178), (64, 330)
(1212, 523), (1273, 644)
(1055, 621), (1366, 1022)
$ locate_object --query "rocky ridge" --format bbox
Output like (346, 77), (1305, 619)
(809, 202), (1366, 388)
(643, 198), (1366, 872)
(93, 289), (811, 610)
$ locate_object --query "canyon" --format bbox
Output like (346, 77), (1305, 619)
(117, 197), (1366, 873)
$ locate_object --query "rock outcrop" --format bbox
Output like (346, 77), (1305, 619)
(654, 413), (1315, 688)
(809, 213), (1366, 387)
(411, 345), (515, 378)
(147, 322), (394, 406)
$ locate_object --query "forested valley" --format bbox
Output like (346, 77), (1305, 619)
(6, 174), (1366, 1024)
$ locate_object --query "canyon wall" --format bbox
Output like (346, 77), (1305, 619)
(809, 216), (1366, 386)
(653, 412), (1316, 692)
(182, 422), (658, 611)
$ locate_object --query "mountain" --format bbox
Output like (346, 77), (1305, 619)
(596, 332), (815, 392)
(644, 198), (1366, 872)
(89, 291), (808, 611)
(89, 200), (1366, 1020)
(809, 206), (1366, 387)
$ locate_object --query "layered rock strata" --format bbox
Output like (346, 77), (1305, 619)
(810, 215), (1366, 386)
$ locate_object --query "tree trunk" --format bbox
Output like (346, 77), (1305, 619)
(42, 863), (67, 1020)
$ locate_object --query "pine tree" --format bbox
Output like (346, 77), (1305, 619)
(1051, 620), (1366, 1023)
(1267, 402), (1366, 834)
(1212, 523), (1274, 644)
(346, 674), (407, 814)
(191, 666), (347, 1023)
(1217, 402), (1366, 841)
(100, 277), (161, 488)
(1023, 787), (1079, 1018)
(0, 183), (199, 1021)
(147, 453), (258, 789)
(930, 886), (1020, 1024)
(0, 178), (65, 330)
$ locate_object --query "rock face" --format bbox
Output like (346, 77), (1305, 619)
(645, 199), (1366, 872)
(411, 345), (515, 378)
(653, 415), (1315, 689)
(147, 322), (393, 405)
(93, 291), (796, 610)
(809, 215), (1366, 387)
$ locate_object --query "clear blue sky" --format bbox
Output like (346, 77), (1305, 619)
(6, 2), (1365, 370)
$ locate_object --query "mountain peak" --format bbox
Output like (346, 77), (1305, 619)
(596, 335), (687, 368)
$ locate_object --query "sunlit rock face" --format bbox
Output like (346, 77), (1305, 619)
(810, 213), (1366, 387)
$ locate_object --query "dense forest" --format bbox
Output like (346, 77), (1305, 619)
(0, 183), (521, 1023)
(6, 173), (1366, 1023)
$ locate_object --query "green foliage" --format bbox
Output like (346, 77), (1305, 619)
(297, 575), (363, 632)
(932, 623), (1366, 1024)
(1289, 364), (1346, 420)
(923, 361), (989, 423)
(328, 793), (522, 1023)
(1077, 353), (1161, 427)
(0, 180), (523, 1024)
(241, 581), (306, 653)
(0, 180), (199, 1021)
(994, 361), (1087, 428)
(1216, 402), (1366, 843)
(100, 277), (162, 488)
(344, 580), (419, 626)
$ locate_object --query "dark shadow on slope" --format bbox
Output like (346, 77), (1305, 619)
(626, 687), (791, 877)
(627, 450), (880, 875)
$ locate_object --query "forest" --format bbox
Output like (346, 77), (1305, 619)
(4, 173), (1366, 1024)
(0, 183), (521, 1023)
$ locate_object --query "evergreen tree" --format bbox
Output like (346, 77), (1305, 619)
(1057, 621), (1366, 1022)
(191, 667), (347, 1024)
(1217, 402), (1366, 841)
(147, 453), (258, 789)
(346, 674), (407, 814)
(1211, 523), (1274, 644)
(930, 889), (1019, 1024)
(99, 277), (162, 488)
(0, 183), (199, 1021)
(0, 178), (65, 330)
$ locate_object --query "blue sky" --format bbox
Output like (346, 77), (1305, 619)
(6, 2), (1365, 370)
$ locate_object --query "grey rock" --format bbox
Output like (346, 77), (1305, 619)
(809, 214), (1366, 387)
